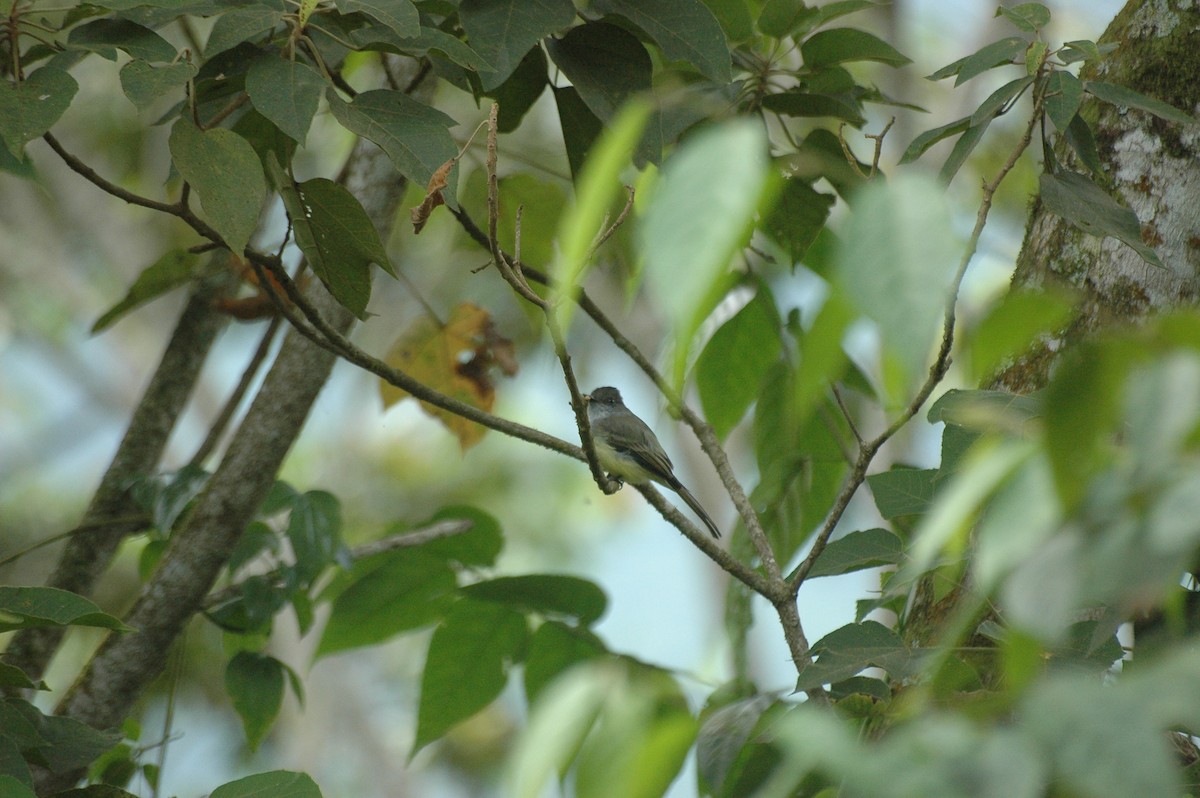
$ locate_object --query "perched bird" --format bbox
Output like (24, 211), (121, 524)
(583, 386), (721, 538)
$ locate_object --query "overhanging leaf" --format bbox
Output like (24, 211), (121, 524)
(808, 528), (903, 578)
(795, 621), (914, 691)
(592, 0), (732, 82)
(0, 586), (133, 633)
(119, 60), (197, 111)
(169, 120), (266, 255)
(68, 19), (177, 62)
(801, 28), (911, 68)
(335, 0), (419, 38)
(459, 0), (576, 88)
(866, 467), (937, 519)
(210, 771), (322, 798)
(463, 575), (608, 625)
(545, 22), (652, 122)
(1039, 171), (1163, 268)
(245, 55), (326, 144)
(1085, 80), (1196, 125)
(225, 652), (284, 750)
(92, 249), (200, 333)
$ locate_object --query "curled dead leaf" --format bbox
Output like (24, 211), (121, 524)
(411, 159), (455, 234)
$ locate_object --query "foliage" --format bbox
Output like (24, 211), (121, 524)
(2, 0), (1199, 797)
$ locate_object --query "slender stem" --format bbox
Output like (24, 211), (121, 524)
(788, 71), (1049, 596)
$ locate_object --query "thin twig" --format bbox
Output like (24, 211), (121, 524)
(788, 69), (1049, 596)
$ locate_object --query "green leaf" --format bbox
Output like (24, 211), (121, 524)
(835, 173), (959, 385)
(335, 0), (418, 38)
(761, 91), (865, 125)
(938, 116), (990, 184)
(553, 99), (651, 326)
(0, 67), (78, 157)
(316, 550), (457, 657)
(927, 389), (1043, 430)
(1059, 39), (1108, 65)
(764, 177), (835, 263)
(68, 19), (176, 62)
(701, 0), (754, 42)
(697, 288), (782, 440)
(418, 505), (504, 567)
(523, 621), (606, 702)
(898, 116), (970, 164)
(415, 600), (528, 751)
(969, 76), (1034, 127)
(791, 291), (854, 427)
(205, 8), (281, 58)
(866, 467), (937, 519)
(757, 0), (816, 38)
(0, 662), (45, 691)
(351, 25), (493, 72)
(545, 22), (652, 123)
(1084, 80), (1196, 125)
(1039, 171), (1163, 268)
(326, 89), (458, 205)
(210, 771), (322, 798)
(486, 46), (549, 133)
(1064, 113), (1102, 175)
(463, 575), (608, 625)
(287, 490), (343, 582)
(996, 3), (1050, 32)
(553, 85), (604, 181)
(795, 621), (913, 691)
(808, 528), (903, 578)
(967, 288), (1075, 383)
(280, 175), (393, 318)
(119, 60), (197, 111)
(1044, 71), (1082, 131)
(801, 28), (911, 68)
(951, 36), (1028, 86)
(459, 0), (576, 88)
(5, 698), (122, 774)
(91, 249), (199, 333)
(168, 120), (265, 255)
(225, 652), (285, 751)
(0, 587), (132, 633)
(245, 55), (325, 144)
(640, 118), (770, 386)
(593, 0), (732, 83)
(0, 776), (35, 798)
(695, 695), (777, 797)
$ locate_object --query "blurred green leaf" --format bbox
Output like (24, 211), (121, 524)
(225, 652), (285, 750)
(335, 0), (418, 38)
(420, 505), (503, 567)
(523, 621), (606, 702)
(835, 173), (958, 386)
(801, 28), (910, 68)
(967, 288), (1075, 383)
(92, 250), (199, 333)
(0, 587), (132, 634)
(463, 575), (608, 625)
(641, 118), (770, 386)
(315, 550), (457, 657)
(696, 288), (782, 440)
(210, 771), (322, 798)
(415, 600), (528, 751)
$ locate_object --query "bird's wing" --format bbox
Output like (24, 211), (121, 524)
(596, 415), (676, 482)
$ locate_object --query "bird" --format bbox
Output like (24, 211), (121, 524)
(583, 386), (721, 538)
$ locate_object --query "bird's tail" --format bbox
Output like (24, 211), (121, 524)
(675, 484), (721, 538)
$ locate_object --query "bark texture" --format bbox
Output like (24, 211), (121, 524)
(995, 0), (1200, 393)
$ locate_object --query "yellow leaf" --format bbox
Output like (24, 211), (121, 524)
(379, 303), (516, 449)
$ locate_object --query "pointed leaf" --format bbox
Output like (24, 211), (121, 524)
(246, 55), (325, 144)
(210, 771), (322, 798)
(523, 621), (606, 702)
(68, 19), (176, 62)
(801, 28), (911, 68)
(545, 22), (652, 122)
(0, 587), (132, 633)
(899, 116), (969, 164)
(697, 288), (782, 440)
(808, 528), (903, 578)
(795, 621), (913, 690)
(459, 0), (576, 88)
(593, 0), (732, 82)
(866, 467), (937, 519)
(415, 600), (528, 750)
(462, 575), (608, 625)
(169, 120), (265, 254)
(205, 8), (282, 57)
(1084, 80), (1196, 124)
(996, 3), (1050, 32)
(326, 89), (458, 206)
(92, 250), (199, 333)
(1039, 171), (1163, 268)
(225, 652), (285, 751)
(1044, 71), (1082, 131)
(335, 0), (418, 38)
(640, 119), (770, 386)
(953, 36), (1028, 86)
